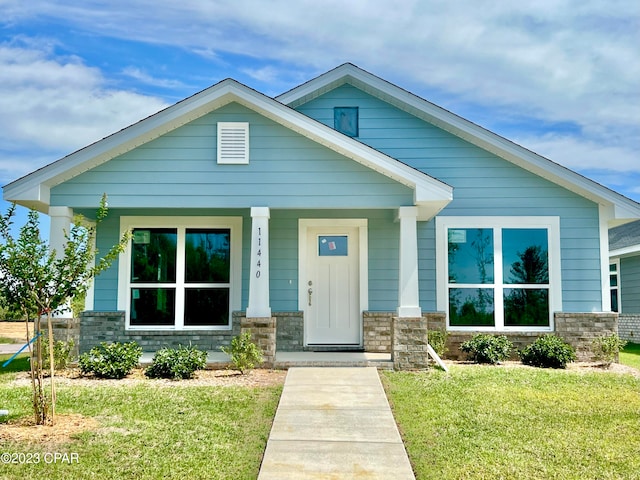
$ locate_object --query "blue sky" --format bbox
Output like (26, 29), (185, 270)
(1, 1), (639, 233)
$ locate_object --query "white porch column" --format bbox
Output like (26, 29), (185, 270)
(48, 207), (74, 259)
(397, 206), (421, 318)
(246, 207), (271, 318)
(49, 207), (74, 317)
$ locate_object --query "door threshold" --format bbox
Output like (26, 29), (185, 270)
(304, 345), (364, 352)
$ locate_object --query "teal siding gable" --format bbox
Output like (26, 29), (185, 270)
(296, 84), (603, 312)
(50, 102), (413, 210)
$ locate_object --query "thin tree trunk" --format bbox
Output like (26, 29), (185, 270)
(47, 311), (56, 424)
(25, 315), (39, 424)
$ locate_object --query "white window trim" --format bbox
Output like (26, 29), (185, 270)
(118, 216), (243, 331)
(609, 258), (621, 313)
(436, 216), (561, 332)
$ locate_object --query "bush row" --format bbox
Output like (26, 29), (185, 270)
(459, 332), (626, 369)
(77, 330), (264, 379)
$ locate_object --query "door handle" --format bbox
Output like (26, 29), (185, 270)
(308, 287), (313, 306)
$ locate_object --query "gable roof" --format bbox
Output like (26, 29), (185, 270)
(278, 63), (640, 225)
(3, 77), (452, 220)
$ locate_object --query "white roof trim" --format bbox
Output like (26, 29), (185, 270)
(278, 63), (640, 222)
(3, 77), (452, 217)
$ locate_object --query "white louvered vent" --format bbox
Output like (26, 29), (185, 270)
(217, 122), (249, 164)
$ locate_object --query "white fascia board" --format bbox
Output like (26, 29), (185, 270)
(610, 245), (640, 258)
(279, 64), (640, 222)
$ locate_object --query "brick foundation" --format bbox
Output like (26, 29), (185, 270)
(555, 312), (618, 361)
(392, 316), (429, 370)
(79, 311), (241, 353)
(240, 316), (276, 367)
(275, 312), (304, 351)
(363, 312), (393, 353)
(50, 317), (80, 359)
(619, 314), (640, 342)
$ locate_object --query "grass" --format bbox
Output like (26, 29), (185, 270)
(0, 359), (282, 480)
(0, 353), (30, 373)
(0, 336), (16, 344)
(382, 365), (640, 480)
(620, 342), (640, 370)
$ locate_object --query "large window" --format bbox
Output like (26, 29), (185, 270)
(437, 217), (560, 331)
(120, 217), (242, 330)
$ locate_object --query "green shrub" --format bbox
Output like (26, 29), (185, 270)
(428, 329), (449, 357)
(78, 341), (142, 379)
(145, 345), (207, 380)
(591, 334), (627, 367)
(520, 334), (576, 369)
(221, 331), (263, 374)
(460, 334), (512, 364)
(41, 336), (75, 371)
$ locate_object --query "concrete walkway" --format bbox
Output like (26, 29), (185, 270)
(258, 367), (415, 479)
(0, 343), (22, 355)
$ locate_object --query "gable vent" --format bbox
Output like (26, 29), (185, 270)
(217, 122), (249, 164)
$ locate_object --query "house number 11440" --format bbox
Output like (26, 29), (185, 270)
(255, 227), (262, 278)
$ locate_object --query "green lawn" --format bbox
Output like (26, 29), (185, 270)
(0, 357), (282, 480)
(383, 366), (640, 480)
(620, 342), (640, 370)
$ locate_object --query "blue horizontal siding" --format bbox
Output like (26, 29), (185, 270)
(51, 102), (413, 210)
(296, 84), (603, 312)
(621, 256), (640, 313)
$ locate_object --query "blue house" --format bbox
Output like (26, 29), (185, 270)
(609, 220), (640, 341)
(4, 64), (639, 366)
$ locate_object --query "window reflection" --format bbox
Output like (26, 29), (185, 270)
(504, 288), (549, 326)
(185, 229), (230, 283)
(503, 229), (548, 284)
(449, 288), (494, 326)
(448, 228), (494, 284)
(131, 229), (177, 283)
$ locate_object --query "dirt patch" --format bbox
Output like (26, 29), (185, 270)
(0, 321), (33, 343)
(10, 367), (287, 388)
(1, 413), (99, 446)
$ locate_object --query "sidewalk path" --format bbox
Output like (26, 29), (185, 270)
(0, 343), (22, 355)
(258, 367), (415, 479)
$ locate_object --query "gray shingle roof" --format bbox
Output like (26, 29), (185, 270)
(610, 220), (640, 250)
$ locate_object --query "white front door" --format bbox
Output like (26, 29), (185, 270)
(304, 225), (361, 345)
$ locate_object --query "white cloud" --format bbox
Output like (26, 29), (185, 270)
(0, 42), (168, 184)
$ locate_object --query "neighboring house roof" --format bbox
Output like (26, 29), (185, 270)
(3, 77), (452, 220)
(609, 219), (640, 257)
(278, 63), (640, 224)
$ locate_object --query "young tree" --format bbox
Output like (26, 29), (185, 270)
(0, 195), (129, 425)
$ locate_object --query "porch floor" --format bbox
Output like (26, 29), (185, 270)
(139, 351), (393, 369)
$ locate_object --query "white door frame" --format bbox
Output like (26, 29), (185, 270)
(298, 219), (368, 346)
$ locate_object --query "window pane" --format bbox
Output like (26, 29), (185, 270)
(184, 288), (230, 326)
(610, 274), (618, 287)
(448, 228), (494, 284)
(132, 229), (177, 283)
(449, 288), (494, 326)
(503, 229), (548, 284)
(504, 288), (549, 326)
(334, 107), (358, 137)
(130, 288), (175, 326)
(185, 229), (230, 283)
(609, 263), (617, 273)
(611, 289), (619, 313)
(319, 235), (348, 256)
